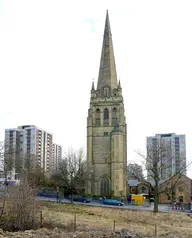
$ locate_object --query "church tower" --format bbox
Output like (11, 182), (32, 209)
(86, 11), (127, 198)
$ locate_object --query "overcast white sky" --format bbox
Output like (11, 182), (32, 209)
(0, 0), (192, 177)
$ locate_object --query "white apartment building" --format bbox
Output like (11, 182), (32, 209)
(4, 125), (61, 180)
(52, 143), (62, 172)
(147, 133), (186, 180)
(17, 125), (53, 174)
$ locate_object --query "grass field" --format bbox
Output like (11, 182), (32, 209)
(40, 201), (192, 237)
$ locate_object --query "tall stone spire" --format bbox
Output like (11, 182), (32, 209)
(97, 11), (118, 91)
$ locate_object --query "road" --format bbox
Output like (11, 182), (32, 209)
(36, 196), (192, 214)
(0, 186), (190, 214)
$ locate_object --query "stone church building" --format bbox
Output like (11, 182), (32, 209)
(86, 11), (127, 198)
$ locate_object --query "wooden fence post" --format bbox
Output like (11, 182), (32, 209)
(113, 220), (115, 231)
(74, 214), (76, 231)
(154, 223), (157, 236)
(40, 211), (43, 228)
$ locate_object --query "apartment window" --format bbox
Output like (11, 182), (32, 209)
(104, 132), (108, 136)
(180, 140), (184, 144)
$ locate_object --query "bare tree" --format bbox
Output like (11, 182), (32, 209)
(0, 141), (15, 184)
(0, 141), (44, 233)
(0, 141), (42, 215)
(0, 141), (4, 175)
(0, 141), (17, 218)
(137, 138), (190, 213)
(4, 174), (38, 231)
(22, 154), (44, 187)
(127, 163), (144, 181)
(51, 147), (87, 202)
(0, 141), (3, 162)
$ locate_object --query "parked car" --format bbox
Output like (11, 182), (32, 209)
(68, 195), (90, 203)
(38, 191), (60, 198)
(103, 199), (123, 206)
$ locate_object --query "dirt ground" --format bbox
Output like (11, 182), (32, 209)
(0, 200), (192, 237)
(40, 201), (192, 237)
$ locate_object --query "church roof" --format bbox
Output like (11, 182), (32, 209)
(97, 11), (118, 91)
(128, 180), (141, 187)
(127, 179), (166, 187)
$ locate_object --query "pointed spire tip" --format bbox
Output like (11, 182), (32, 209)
(118, 79), (121, 89)
(92, 79), (95, 90)
(97, 11), (117, 91)
(106, 10), (109, 18)
(104, 9), (111, 35)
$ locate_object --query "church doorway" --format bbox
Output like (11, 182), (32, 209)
(100, 175), (110, 196)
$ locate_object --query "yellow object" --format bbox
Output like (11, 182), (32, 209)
(132, 194), (145, 206)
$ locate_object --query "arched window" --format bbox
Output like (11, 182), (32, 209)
(141, 187), (147, 194)
(104, 108), (109, 120)
(112, 107), (118, 126)
(100, 175), (110, 196)
(104, 108), (109, 126)
(95, 109), (100, 126)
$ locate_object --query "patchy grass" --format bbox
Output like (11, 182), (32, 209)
(40, 201), (192, 236)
